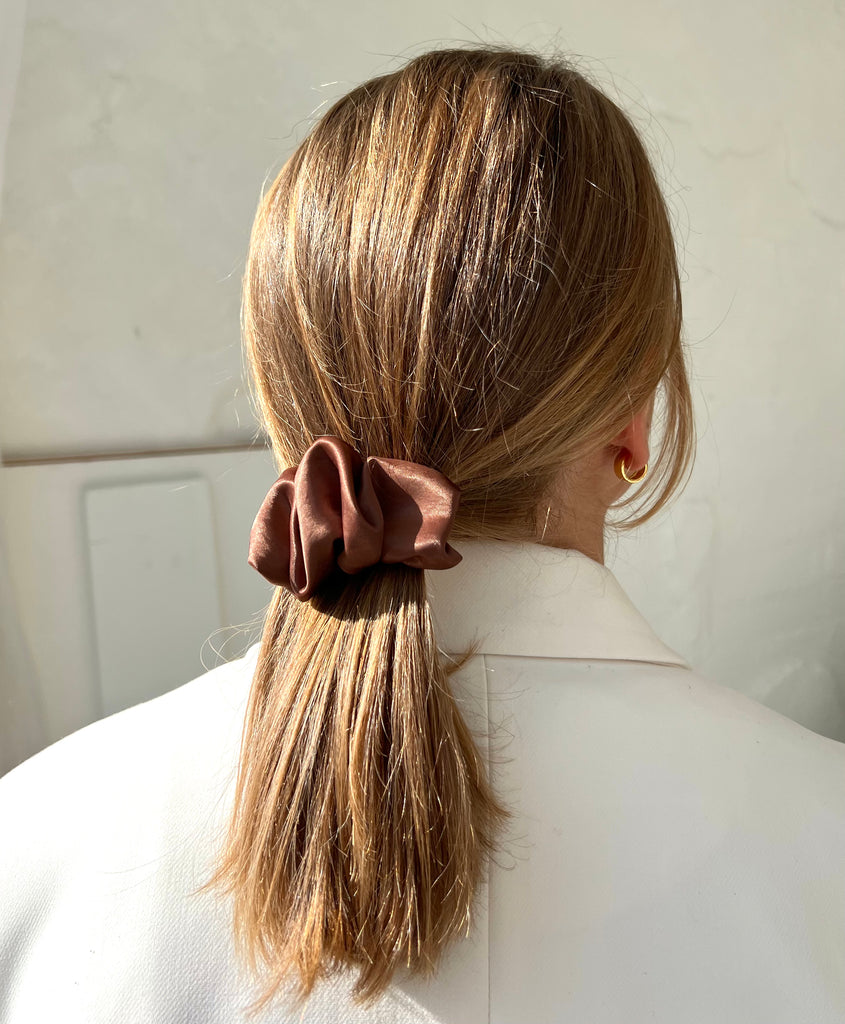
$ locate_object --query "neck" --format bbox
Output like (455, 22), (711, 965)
(534, 491), (608, 565)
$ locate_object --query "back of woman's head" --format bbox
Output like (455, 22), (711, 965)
(202, 44), (695, 1014)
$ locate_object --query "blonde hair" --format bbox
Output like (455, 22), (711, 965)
(200, 43), (695, 1014)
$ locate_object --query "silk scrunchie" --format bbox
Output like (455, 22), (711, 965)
(247, 435), (463, 600)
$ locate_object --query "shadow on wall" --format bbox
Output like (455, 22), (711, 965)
(0, 469), (48, 776)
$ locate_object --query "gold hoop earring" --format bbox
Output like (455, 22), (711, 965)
(614, 452), (649, 484)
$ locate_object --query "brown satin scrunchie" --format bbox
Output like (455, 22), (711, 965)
(247, 435), (463, 600)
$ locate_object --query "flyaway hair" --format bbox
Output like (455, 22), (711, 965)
(196, 43), (695, 1016)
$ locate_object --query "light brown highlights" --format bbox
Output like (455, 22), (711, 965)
(197, 43), (694, 1016)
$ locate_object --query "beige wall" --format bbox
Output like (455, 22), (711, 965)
(1, 0), (843, 771)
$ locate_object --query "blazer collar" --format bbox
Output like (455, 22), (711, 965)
(426, 539), (690, 669)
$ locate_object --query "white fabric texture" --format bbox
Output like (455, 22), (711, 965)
(1, 538), (844, 1023)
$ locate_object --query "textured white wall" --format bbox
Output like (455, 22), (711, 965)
(1, 0), (843, 760)
(0, 0), (49, 774)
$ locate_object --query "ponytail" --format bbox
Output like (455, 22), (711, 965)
(200, 37), (698, 1017)
(200, 563), (509, 1014)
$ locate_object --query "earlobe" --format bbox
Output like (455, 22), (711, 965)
(609, 402), (652, 482)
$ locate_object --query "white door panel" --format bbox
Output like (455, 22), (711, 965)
(0, 447), (277, 774)
(84, 476), (223, 717)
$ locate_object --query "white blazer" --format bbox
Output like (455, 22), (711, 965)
(2, 539), (845, 1023)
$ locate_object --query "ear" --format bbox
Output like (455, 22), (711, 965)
(609, 398), (653, 475)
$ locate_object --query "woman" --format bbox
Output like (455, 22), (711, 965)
(3, 44), (844, 1024)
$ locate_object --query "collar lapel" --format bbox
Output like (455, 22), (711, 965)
(426, 539), (690, 670)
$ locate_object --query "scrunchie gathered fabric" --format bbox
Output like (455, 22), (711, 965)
(247, 435), (463, 600)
